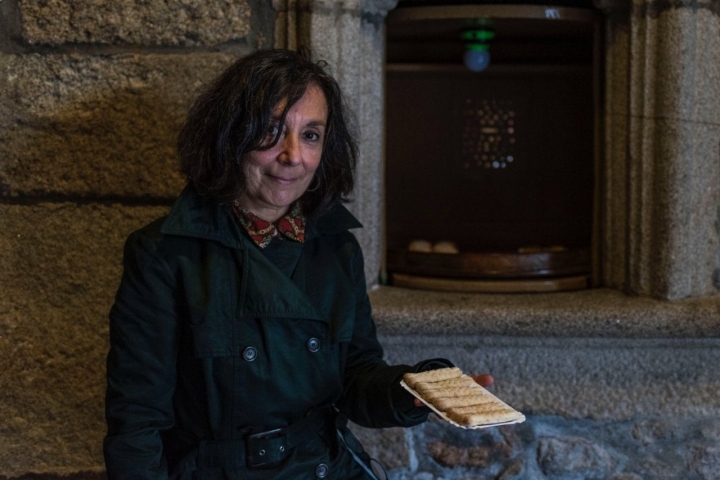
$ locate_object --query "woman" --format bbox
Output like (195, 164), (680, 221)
(104, 49), (487, 480)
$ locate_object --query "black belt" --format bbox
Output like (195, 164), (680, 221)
(197, 406), (335, 470)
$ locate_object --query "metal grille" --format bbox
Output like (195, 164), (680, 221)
(458, 98), (517, 171)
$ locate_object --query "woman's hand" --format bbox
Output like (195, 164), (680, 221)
(413, 374), (495, 407)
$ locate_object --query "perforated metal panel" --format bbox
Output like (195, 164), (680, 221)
(458, 98), (517, 171)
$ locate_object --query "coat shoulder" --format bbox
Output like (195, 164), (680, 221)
(123, 214), (203, 267)
(133, 216), (169, 245)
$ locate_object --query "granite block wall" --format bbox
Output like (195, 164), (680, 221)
(0, 53), (234, 198)
(286, 0), (395, 286)
(0, 0), (273, 477)
(17, 0), (252, 46)
(602, 0), (720, 299)
(0, 204), (168, 476)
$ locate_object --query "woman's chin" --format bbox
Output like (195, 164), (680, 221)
(270, 195), (298, 209)
(258, 194), (301, 215)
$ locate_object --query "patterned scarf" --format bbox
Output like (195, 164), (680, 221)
(233, 202), (306, 248)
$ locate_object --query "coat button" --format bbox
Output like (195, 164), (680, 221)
(243, 346), (257, 361)
(315, 463), (329, 478)
(307, 337), (320, 353)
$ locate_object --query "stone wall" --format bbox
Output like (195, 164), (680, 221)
(0, 0), (273, 477)
(354, 414), (720, 480)
(601, 0), (720, 299)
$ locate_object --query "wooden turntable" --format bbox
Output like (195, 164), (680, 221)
(386, 247), (590, 293)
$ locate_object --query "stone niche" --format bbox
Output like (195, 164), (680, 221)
(279, 0), (720, 299)
(276, 0), (720, 478)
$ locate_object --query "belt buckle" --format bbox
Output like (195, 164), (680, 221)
(246, 427), (288, 469)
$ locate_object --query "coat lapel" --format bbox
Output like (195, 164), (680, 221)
(238, 240), (324, 321)
(160, 186), (362, 331)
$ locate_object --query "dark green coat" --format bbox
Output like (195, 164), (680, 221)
(104, 186), (445, 479)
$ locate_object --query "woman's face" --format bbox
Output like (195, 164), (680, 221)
(237, 83), (328, 222)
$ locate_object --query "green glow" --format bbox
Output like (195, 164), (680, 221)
(462, 30), (496, 42)
(466, 43), (490, 51)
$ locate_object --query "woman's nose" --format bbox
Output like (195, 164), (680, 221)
(278, 134), (301, 165)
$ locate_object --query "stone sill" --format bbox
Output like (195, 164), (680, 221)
(369, 286), (720, 338)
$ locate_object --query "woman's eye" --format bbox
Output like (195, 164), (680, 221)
(305, 131), (321, 142)
(267, 125), (279, 137)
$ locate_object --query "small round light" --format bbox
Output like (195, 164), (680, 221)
(463, 49), (491, 72)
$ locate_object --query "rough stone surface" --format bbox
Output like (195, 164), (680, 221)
(537, 436), (614, 478)
(294, 0), (393, 287)
(632, 418), (677, 445)
(0, 52), (238, 198)
(603, 4), (720, 299)
(0, 474), (105, 480)
(0, 203), (169, 476)
(611, 475), (642, 480)
(18, 0), (252, 46)
(347, 423), (410, 471)
(382, 415), (720, 479)
(603, 17), (630, 290)
(427, 442), (492, 468)
(369, 286), (720, 338)
(686, 445), (720, 479)
(626, 116), (720, 299)
(345, 15), (386, 288)
(398, 415), (518, 478)
(0, 0), (23, 53)
(496, 458), (524, 480)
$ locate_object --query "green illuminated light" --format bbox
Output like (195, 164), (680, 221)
(466, 43), (490, 51)
(461, 30), (496, 42)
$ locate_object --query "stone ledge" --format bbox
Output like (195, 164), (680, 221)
(369, 286), (720, 338)
(380, 334), (720, 419)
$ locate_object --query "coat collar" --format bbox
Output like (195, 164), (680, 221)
(161, 185), (362, 248)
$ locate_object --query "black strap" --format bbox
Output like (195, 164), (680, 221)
(197, 406), (334, 470)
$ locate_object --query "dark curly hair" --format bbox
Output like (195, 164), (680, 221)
(178, 48), (357, 218)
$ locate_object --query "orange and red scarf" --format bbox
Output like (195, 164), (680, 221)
(233, 202), (306, 249)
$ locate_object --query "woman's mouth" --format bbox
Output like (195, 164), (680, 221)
(266, 174), (297, 185)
